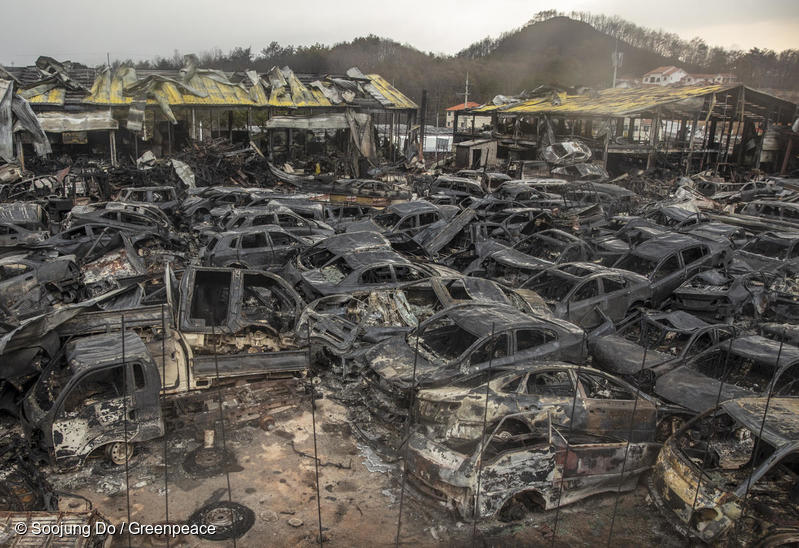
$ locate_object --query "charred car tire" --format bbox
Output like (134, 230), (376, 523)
(105, 442), (134, 466)
(188, 501), (255, 541)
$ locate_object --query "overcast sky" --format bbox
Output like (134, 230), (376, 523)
(1, 0), (797, 67)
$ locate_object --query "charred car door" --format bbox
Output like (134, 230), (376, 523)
(51, 364), (136, 464)
(565, 279), (604, 328)
(266, 230), (304, 265)
(576, 370), (657, 441)
(651, 253), (684, 304)
(0, 261), (40, 315)
(237, 232), (274, 268)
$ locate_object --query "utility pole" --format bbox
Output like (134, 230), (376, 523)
(611, 40), (623, 88)
(456, 73), (470, 131)
(107, 52), (111, 68)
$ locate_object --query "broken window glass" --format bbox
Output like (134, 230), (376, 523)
(571, 279), (600, 301)
(653, 255), (680, 281)
(0, 263), (33, 281)
(516, 329), (556, 351)
(62, 365), (126, 414)
(269, 232), (297, 247)
(188, 270), (231, 327)
(526, 370), (574, 396)
(417, 315), (478, 362)
(681, 246), (705, 266)
(579, 372), (635, 400)
(469, 334), (509, 365)
(603, 274), (629, 294)
(616, 254), (658, 277)
(241, 233), (268, 249)
(133, 363), (146, 390)
(394, 266), (425, 282)
(360, 266), (393, 284)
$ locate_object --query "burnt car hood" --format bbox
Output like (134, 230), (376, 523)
(589, 335), (673, 375)
(654, 366), (755, 412)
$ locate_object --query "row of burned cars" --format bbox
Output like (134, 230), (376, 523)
(1, 162), (798, 545)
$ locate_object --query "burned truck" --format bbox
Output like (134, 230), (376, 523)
(650, 397), (799, 545)
(19, 265), (308, 469)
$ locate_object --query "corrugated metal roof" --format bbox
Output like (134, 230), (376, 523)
(365, 74), (417, 110)
(80, 67), (416, 110)
(472, 84), (729, 117)
(25, 88), (65, 106)
(84, 70), (257, 107)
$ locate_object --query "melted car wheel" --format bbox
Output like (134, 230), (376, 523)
(188, 501), (255, 541)
(106, 442), (134, 466)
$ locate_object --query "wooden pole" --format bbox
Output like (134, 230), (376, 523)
(602, 118), (611, 168)
(780, 137), (793, 175)
(685, 110), (700, 175)
(14, 134), (24, 171)
(228, 110), (234, 142)
(109, 130), (118, 167)
(646, 109), (661, 170)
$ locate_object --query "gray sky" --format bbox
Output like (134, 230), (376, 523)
(1, 0), (797, 67)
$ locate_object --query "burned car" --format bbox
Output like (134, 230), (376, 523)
(0, 222), (49, 250)
(733, 231), (799, 274)
(346, 201), (457, 239)
(65, 202), (173, 235)
(613, 233), (729, 304)
(428, 175), (485, 202)
(323, 204), (378, 232)
(540, 140), (592, 165)
(297, 276), (551, 356)
(117, 186), (179, 214)
(650, 397), (799, 545)
(0, 255), (82, 319)
(413, 363), (689, 443)
(201, 226), (316, 269)
(293, 245), (460, 299)
(654, 335), (799, 412)
(216, 206), (335, 237)
(521, 262), (650, 328)
(673, 269), (768, 320)
(360, 302), (586, 418)
(407, 412), (660, 520)
(589, 310), (733, 387)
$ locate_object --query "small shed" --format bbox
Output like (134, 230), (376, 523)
(455, 138), (497, 169)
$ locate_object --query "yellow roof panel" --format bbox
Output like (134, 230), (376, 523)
(367, 74), (417, 109)
(21, 88), (65, 106)
(472, 84), (729, 117)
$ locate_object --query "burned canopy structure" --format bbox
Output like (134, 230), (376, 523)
(1, 56), (417, 176)
(463, 84), (798, 176)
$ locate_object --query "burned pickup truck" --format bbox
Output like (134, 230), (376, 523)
(650, 397), (799, 545)
(20, 265), (308, 469)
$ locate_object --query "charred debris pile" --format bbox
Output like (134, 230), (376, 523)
(1, 136), (799, 546)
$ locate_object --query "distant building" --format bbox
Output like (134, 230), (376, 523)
(643, 66), (739, 87)
(445, 102), (492, 130)
(642, 66), (688, 85)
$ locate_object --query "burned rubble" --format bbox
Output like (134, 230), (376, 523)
(0, 58), (798, 547)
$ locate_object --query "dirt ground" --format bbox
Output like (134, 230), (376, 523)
(43, 393), (690, 547)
